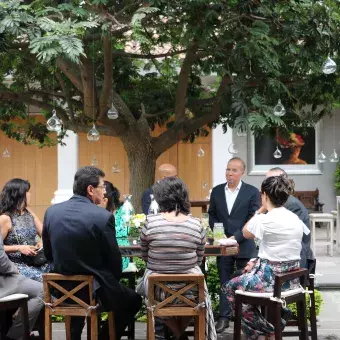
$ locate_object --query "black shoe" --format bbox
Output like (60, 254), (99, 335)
(215, 318), (229, 333)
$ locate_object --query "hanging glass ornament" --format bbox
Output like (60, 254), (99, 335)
(91, 156), (98, 166)
(322, 56), (337, 75)
(107, 103), (119, 120)
(197, 147), (205, 157)
(46, 109), (62, 132)
(329, 149), (339, 163)
(87, 124), (100, 142)
(202, 183), (208, 189)
(273, 146), (282, 159)
(273, 100), (286, 117)
(112, 161), (121, 173)
(317, 151), (327, 163)
(237, 128), (247, 137)
(228, 143), (239, 154)
(3, 148), (10, 158)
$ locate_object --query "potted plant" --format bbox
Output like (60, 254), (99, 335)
(206, 228), (214, 245)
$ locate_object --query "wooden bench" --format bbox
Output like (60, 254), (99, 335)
(293, 189), (324, 213)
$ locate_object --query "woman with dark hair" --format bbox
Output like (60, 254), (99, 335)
(223, 175), (309, 340)
(0, 178), (49, 282)
(98, 180), (129, 271)
(138, 177), (217, 340)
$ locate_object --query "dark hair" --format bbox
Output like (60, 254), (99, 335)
(261, 175), (290, 207)
(73, 166), (105, 196)
(268, 167), (295, 194)
(0, 178), (31, 214)
(104, 181), (122, 213)
(152, 177), (190, 216)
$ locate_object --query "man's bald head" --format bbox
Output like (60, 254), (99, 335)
(266, 167), (287, 178)
(158, 164), (177, 179)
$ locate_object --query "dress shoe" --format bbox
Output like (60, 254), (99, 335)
(215, 318), (229, 333)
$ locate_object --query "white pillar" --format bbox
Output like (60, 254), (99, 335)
(212, 124), (233, 187)
(51, 130), (79, 204)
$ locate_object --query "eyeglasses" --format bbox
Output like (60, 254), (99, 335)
(97, 184), (106, 190)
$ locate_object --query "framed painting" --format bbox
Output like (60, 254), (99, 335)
(248, 124), (322, 175)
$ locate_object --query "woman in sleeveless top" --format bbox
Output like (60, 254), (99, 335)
(0, 178), (50, 282)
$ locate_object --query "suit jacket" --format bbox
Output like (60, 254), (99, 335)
(284, 195), (313, 268)
(0, 234), (24, 298)
(42, 195), (130, 311)
(208, 182), (260, 258)
(141, 187), (152, 215)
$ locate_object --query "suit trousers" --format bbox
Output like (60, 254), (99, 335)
(217, 256), (249, 320)
(70, 285), (142, 340)
(5, 275), (44, 339)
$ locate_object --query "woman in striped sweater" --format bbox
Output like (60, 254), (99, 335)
(138, 177), (217, 340)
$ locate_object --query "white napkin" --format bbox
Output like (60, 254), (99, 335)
(217, 238), (238, 246)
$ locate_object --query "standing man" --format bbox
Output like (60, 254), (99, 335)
(208, 157), (260, 333)
(141, 163), (177, 215)
(43, 166), (142, 340)
(0, 233), (44, 340)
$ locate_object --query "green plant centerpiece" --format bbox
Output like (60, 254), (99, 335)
(128, 214), (146, 239)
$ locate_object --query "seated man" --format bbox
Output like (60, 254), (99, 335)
(42, 166), (142, 340)
(0, 233), (44, 340)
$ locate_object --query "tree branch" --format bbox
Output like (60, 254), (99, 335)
(152, 75), (230, 156)
(174, 44), (198, 122)
(112, 49), (188, 59)
(144, 108), (174, 119)
(55, 71), (75, 123)
(99, 34), (113, 120)
(57, 58), (83, 93)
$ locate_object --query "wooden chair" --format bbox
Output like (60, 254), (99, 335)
(42, 273), (115, 340)
(234, 268), (310, 340)
(0, 294), (30, 340)
(147, 273), (205, 340)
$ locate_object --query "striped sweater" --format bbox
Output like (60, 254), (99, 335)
(140, 213), (206, 273)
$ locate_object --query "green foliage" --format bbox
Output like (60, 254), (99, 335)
(334, 163), (340, 194)
(0, 0), (340, 147)
(287, 289), (324, 319)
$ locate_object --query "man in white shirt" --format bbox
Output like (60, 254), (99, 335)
(208, 157), (260, 332)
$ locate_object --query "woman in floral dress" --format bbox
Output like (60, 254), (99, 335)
(0, 178), (50, 282)
(100, 181), (129, 271)
(223, 175), (309, 340)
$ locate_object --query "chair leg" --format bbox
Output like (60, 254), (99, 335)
(108, 311), (115, 340)
(65, 316), (72, 340)
(44, 309), (52, 340)
(297, 298), (308, 340)
(309, 290), (318, 340)
(330, 220), (334, 256)
(21, 299), (30, 340)
(90, 313), (98, 340)
(274, 303), (282, 340)
(147, 310), (155, 340)
(194, 315), (199, 340)
(233, 295), (242, 340)
(199, 309), (205, 340)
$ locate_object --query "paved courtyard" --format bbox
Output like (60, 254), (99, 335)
(48, 227), (340, 339)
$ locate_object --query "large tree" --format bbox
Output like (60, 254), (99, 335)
(0, 0), (340, 209)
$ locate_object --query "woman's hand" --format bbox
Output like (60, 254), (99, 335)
(35, 241), (43, 249)
(18, 245), (38, 256)
(242, 261), (255, 274)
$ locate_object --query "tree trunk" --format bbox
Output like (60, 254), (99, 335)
(123, 137), (156, 213)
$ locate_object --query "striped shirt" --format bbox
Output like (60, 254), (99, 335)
(140, 214), (206, 273)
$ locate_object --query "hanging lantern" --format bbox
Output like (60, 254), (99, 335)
(273, 100), (286, 117)
(46, 109), (62, 132)
(322, 56), (337, 75)
(87, 124), (100, 142)
(107, 103), (119, 120)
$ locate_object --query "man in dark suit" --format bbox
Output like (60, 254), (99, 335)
(42, 166), (142, 340)
(141, 163), (177, 215)
(208, 157), (260, 333)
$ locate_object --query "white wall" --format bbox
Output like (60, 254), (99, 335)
(212, 111), (340, 212)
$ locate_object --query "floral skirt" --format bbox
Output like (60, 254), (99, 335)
(222, 258), (300, 340)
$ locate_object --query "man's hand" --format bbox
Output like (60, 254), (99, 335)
(229, 236), (235, 240)
(242, 261), (255, 274)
